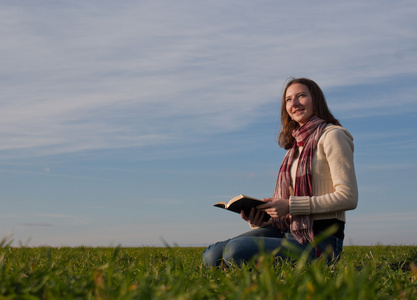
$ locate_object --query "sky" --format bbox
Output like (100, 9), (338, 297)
(1, 0), (417, 247)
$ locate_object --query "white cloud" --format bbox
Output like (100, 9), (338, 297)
(344, 211), (417, 245)
(0, 0), (416, 160)
(0, 212), (83, 221)
(2, 0), (417, 248)
(359, 163), (417, 172)
(349, 212), (417, 223)
(21, 223), (53, 227)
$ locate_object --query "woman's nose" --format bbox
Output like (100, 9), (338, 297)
(292, 97), (299, 106)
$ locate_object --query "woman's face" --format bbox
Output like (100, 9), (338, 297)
(285, 83), (314, 127)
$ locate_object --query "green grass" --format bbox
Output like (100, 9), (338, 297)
(1, 238), (416, 299)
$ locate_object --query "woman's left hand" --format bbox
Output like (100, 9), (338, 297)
(257, 198), (289, 218)
(240, 207), (266, 228)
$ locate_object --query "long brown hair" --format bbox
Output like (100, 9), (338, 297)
(278, 78), (341, 149)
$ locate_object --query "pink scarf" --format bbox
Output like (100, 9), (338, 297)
(273, 116), (327, 244)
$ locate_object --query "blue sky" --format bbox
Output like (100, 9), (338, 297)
(1, 0), (417, 247)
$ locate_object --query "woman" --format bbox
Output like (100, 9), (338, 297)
(203, 77), (358, 267)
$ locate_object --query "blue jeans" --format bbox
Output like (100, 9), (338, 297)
(202, 225), (343, 267)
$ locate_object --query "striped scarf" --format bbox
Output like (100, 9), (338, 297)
(273, 116), (327, 244)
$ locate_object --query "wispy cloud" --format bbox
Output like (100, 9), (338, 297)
(0, 167), (115, 181)
(358, 162), (417, 172)
(349, 211), (417, 223)
(1, 213), (81, 220)
(21, 223), (53, 227)
(346, 211), (417, 245)
(1, 1), (416, 160)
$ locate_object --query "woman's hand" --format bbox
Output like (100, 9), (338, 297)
(257, 198), (289, 218)
(240, 207), (266, 228)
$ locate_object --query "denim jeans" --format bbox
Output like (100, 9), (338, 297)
(202, 225), (343, 267)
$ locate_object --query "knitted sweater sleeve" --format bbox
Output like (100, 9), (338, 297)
(289, 127), (358, 217)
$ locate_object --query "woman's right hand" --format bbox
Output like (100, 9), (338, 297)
(240, 207), (266, 228)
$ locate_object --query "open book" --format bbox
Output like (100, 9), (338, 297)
(214, 195), (271, 222)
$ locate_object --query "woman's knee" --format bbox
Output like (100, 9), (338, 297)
(202, 248), (220, 267)
(202, 240), (228, 267)
(223, 237), (260, 266)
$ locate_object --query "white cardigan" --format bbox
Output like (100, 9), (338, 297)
(289, 125), (358, 222)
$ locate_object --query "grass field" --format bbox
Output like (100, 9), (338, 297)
(1, 238), (416, 299)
